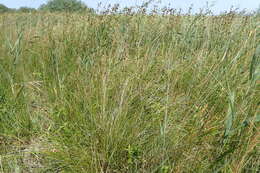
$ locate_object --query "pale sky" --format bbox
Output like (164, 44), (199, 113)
(0, 0), (259, 14)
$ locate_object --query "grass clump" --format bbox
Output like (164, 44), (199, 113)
(0, 9), (259, 172)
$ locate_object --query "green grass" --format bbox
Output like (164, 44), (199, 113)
(0, 12), (259, 172)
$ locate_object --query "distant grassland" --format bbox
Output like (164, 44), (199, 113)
(0, 12), (259, 172)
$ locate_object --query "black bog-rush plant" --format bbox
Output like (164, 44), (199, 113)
(0, 4), (259, 173)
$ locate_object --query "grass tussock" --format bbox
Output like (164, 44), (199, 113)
(0, 12), (259, 172)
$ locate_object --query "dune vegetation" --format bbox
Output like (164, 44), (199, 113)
(0, 7), (259, 173)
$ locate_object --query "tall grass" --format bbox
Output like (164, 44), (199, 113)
(0, 10), (259, 172)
